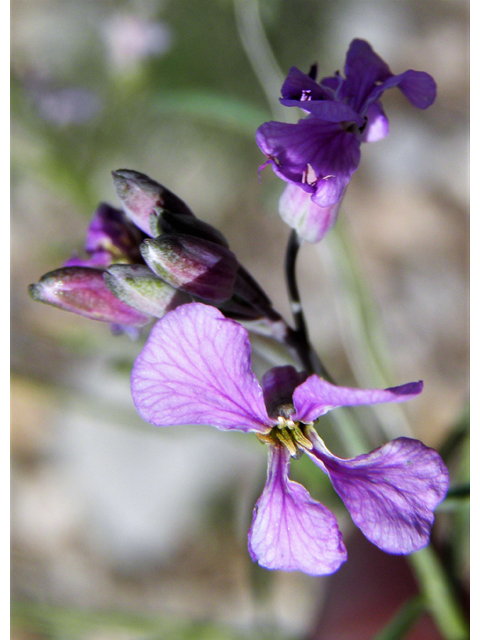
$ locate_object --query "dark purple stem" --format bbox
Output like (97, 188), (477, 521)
(285, 230), (333, 381)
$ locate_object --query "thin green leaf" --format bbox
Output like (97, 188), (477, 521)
(373, 596), (426, 640)
(153, 89), (271, 136)
(408, 546), (469, 640)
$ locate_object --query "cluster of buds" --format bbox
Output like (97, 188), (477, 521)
(29, 170), (277, 334)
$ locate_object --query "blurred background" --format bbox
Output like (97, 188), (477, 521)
(11, 1), (469, 639)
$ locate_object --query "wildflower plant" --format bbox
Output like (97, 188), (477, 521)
(29, 40), (451, 581)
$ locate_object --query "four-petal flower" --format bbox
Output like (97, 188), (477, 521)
(131, 303), (448, 575)
(256, 39), (436, 242)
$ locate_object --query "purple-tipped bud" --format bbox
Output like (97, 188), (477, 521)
(104, 264), (190, 318)
(112, 169), (194, 235)
(140, 234), (238, 302)
(84, 203), (144, 263)
(152, 209), (229, 248)
(28, 267), (151, 326)
(63, 203), (144, 268)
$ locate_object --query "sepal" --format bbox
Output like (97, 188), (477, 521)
(152, 209), (230, 248)
(112, 169), (194, 235)
(140, 234), (238, 302)
(104, 264), (191, 317)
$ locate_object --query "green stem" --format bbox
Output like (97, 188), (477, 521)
(408, 546), (468, 640)
(233, 0), (292, 121)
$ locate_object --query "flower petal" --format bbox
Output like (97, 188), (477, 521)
(360, 101), (389, 143)
(278, 183), (343, 243)
(293, 376), (423, 423)
(248, 445), (347, 575)
(374, 70), (437, 110)
(131, 303), (273, 433)
(256, 119), (360, 207)
(341, 39), (392, 113)
(306, 432), (449, 553)
(281, 66), (333, 102)
(84, 203), (144, 262)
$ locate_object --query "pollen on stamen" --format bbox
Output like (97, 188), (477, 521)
(301, 163), (317, 186)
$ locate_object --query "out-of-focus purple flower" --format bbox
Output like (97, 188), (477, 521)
(257, 39), (436, 243)
(30, 85), (102, 126)
(131, 303), (448, 576)
(103, 14), (173, 73)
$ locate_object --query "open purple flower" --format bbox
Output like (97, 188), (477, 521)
(256, 39), (436, 242)
(131, 303), (448, 575)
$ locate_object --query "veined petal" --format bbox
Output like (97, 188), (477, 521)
(256, 119), (360, 207)
(279, 183), (343, 243)
(306, 432), (449, 553)
(131, 303), (273, 433)
(292, 376), (423, 423)
(248, 445), (347, 575)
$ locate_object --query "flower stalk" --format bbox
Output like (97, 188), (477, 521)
(284, 229), (333, 380)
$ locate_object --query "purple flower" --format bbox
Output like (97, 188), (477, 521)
(256, 39), (436, 242)
(64, 202), (145, 268)
(131, 303), (448, 576)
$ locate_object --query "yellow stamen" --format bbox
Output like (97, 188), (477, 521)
(276, 428), (298, 457)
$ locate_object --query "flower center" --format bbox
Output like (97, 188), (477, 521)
(257, 416), (313, 459)
(340, 120), (360, 135)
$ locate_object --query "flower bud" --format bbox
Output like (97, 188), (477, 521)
(112, 169), (193, 235)
(152, 209), (229, 248)
(217, 295), (266, 321)
(233, 265), (272, 313)
(28, 267), (151, 326)
(140, 234), (238, 302)
(104, 264), (190, 317)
